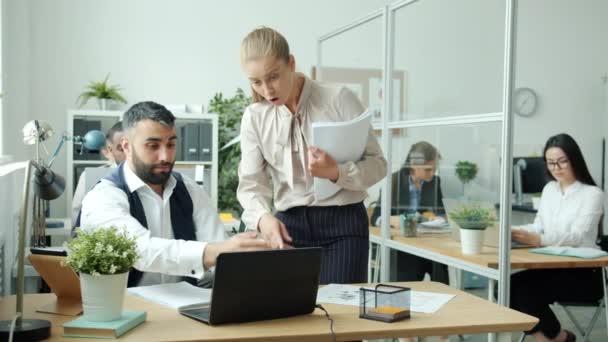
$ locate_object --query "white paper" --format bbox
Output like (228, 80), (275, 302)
(316, 284), (455, 314)
(127, 281), (211, 310)
(311, 110), (372, 200)
(410, 290), (455, 314)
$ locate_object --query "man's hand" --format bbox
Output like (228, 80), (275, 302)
(511, 228), (541, 247)
(308, 146), (339, 182)
(203, 231), (271, 269)
(258, 213), (293, 249)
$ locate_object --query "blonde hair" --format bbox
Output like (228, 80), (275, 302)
(240, 27), (291, 103)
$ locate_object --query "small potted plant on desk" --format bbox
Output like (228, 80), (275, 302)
(65, 226), (139, 321)
(449, 205), (495, 255)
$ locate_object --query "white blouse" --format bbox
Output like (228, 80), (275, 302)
(518, 180), (604, 248)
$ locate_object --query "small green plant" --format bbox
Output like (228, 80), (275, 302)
(455, 161), (478, 184)
(65, 227), (139, 276)
(449, 205), (496, 230)
(208, 88), (252, 216)
(76, 73), (128, 108)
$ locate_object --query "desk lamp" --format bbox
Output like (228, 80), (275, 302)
(0, 120), (67, 341)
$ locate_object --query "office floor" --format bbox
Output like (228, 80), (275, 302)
(367, 287), (607, 342)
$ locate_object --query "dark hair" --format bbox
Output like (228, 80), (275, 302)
(543, 133), (596, 186)
(402, 141), (441, 173)
(105, 121), (124, 141)
(122, 101), (175, 132)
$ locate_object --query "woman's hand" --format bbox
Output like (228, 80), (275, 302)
(258, 213), (293, 249)
(511, 228), (541, 247)
(308, 146), (339, 182)
(203, 231), (271, 269)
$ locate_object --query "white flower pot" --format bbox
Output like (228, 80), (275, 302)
(80, 272), (129, 321)
(460, 229), (485, 255)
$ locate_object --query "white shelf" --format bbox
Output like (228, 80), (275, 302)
(73, 160), (107, 165)
(66, 110), (219, 215)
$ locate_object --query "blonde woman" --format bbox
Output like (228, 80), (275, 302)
(237, 27), (387, 284)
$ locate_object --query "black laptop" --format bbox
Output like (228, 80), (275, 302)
(179, 247), (322, 325)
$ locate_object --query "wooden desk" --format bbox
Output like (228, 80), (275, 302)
(370, 227), (608, 278)
(0, 282), (536, 341)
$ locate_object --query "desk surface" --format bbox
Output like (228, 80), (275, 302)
(370, 227), (608, 270)
(1, 282), (536, 341)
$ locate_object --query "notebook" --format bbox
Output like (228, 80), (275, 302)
(530, 246), (608, 259)
(179, 247), (322, 325)
(63, 310), (146, 338)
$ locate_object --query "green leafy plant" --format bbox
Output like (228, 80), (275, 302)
(449, 205), (496, 230)
(208, 88), (252, 216)
(455, 161), (478, 184)
(76, 74), (128, 108)
(65, 227), (139, 276)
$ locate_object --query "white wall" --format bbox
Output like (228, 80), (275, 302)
(2, 0), (388, 217)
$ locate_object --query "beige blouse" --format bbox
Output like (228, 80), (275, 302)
(237, 75), (387, 229)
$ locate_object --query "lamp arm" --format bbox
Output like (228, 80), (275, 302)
(47, 134), (69, 168)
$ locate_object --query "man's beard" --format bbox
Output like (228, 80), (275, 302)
(131, 149), (174, 185)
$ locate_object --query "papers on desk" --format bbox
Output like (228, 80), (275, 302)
(311, 110), (372, 200)
(127, 281), (211, 310)
(316, 284), (455, 314)
(530, 246), (608, 259)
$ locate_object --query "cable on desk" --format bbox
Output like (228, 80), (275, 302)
(315, 304), (336, 342)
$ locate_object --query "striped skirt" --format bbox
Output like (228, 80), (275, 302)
(275, 202), (369, 284)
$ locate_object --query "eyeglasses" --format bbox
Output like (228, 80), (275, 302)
(546, 158), (569, 170)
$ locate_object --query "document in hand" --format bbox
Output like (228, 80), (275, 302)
(311, 109), (372, 200)
(127, 281), (211, 310)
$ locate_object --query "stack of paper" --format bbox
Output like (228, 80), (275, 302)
(127, 281), (211, 310)
(316, 283), (455, 314)
(311, 110), (372, 200)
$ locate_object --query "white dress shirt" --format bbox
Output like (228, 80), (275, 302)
(72, 164), (115, 226)
(518, 180), (604, 248)
(80, 163), (225, 285)
(237, 75), (387, 229)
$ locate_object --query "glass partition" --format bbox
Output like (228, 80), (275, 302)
(392, 0), (505, 121)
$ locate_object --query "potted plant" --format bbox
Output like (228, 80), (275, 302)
(65, 226), (139, 321)
(76, 74), (128, 110)
(455, 160), (478, 198)
(208, 88), (252, 225)
(449, 204), (495, 255)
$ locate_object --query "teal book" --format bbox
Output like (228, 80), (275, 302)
(63, 310), (146, 339)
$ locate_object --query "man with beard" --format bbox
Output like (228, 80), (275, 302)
(80, 101), (268, 287)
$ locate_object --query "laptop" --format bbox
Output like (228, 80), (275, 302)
(179, 247), (322, 325)
(443, 198), (533, 249)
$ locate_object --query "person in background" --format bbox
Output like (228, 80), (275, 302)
(81, 101), (269, 287)
(71, 121), (126, 226)
(237, 27), (387, 284)
(511, 133), (604, 342)
(371, 141), (448, 283)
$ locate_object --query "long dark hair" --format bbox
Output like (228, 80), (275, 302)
(543, 133), (596, 186)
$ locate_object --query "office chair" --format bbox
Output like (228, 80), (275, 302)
(554, 221), (608, 342)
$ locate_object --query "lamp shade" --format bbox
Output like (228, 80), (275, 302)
(82, 130), (106, 151)
(33, 167), (65, 200)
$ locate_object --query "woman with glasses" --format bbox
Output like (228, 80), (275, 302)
(510, 133), (604, 342)
(370, 141), (448, 284)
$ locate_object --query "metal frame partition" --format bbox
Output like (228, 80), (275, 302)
(318, 0), (517, 308)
